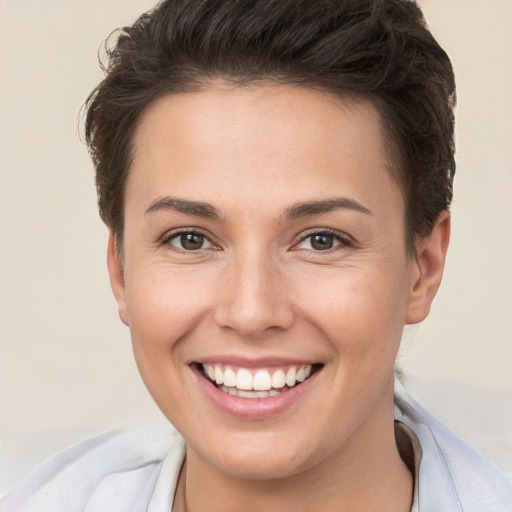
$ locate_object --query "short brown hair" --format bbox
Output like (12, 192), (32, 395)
(85, 0), (456, 252)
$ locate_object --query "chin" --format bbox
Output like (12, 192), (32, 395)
(185, 425), (329, 482)
(209, 445), (310, 481)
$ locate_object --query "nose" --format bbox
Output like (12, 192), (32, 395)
(213, 251), (294, 339)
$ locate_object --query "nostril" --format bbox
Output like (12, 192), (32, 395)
(213, 304), (295, 338)
(213, 267), (294, 336)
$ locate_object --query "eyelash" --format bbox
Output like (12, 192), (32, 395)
(160, 227), (353, 253)
(160, 229), (216, 251)
(294, 229), (353, 252)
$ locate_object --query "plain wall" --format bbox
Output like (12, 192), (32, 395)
(1, 0), (511, 436)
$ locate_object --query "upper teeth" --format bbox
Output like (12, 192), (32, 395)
(202, 364), (313, 391)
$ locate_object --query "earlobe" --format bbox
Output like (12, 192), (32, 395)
(405, 211), (451, 324)
(106, 231), (129, 326)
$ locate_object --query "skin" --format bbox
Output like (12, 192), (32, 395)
(107, 84), (450, 512)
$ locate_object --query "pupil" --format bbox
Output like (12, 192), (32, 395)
(311, 234), (333, 250)
(181, 233), (203, 250)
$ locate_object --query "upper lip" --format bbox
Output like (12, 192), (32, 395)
(191, 355), (321, 368)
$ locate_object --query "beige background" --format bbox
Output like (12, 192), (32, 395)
(1, 0), (511, 437)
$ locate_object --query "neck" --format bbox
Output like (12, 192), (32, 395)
(174, 391), (413, 512)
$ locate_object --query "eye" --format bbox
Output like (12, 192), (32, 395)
(295, 231), (351, 251)
(165, 231), (215, 251)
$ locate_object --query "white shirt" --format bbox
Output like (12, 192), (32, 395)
(2, 381), (511, 512)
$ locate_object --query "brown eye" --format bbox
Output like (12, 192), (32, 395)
(181, 233), (204, 250)
(310, 234), (334, 250)
(169, 232), (211, 251)
(295, 231), (351, 252)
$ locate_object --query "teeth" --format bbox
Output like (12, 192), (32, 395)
(271, 369), (286, 389)
(214, 366), (224, 385)
(202, 363), (314, 394)
(223, 367), (236, 387)
(238, 390), (255, 398)
(253, 370), (272, 391)
(236, 368), (253, 390)
(296, 366), (312, 382)
(218, 385), (291, 399)
(285, 367), (297, 387)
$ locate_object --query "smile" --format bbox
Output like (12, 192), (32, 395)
(200, 363), (319, 399)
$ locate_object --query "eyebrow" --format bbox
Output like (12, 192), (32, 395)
(283, 198), (372, 220)
(144, 195), (371, 222)
(145, 196), (223, 220)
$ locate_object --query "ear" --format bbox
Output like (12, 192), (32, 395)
(106, 230), (129, 326)
(405, 211), (451, 324)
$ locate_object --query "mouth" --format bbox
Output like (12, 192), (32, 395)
(195, 362), (323, 399)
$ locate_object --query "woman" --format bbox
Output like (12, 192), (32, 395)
(2, 0), (511, 510)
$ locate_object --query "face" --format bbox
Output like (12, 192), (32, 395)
(108, 84), (446, 481)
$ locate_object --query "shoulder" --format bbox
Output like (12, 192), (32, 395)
(395, 379), (512, 512)
(0, 424), (185, 512)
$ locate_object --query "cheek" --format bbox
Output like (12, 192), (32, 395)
(122, 266), (214, 405)
(122, 266), (209, 409)
(293, 263), (409, 358)
(124, 265), (211, 347)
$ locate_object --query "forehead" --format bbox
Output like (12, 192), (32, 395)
(128, 84), (402, 216)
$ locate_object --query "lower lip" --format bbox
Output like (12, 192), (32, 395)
(192, 365), (321, 420)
